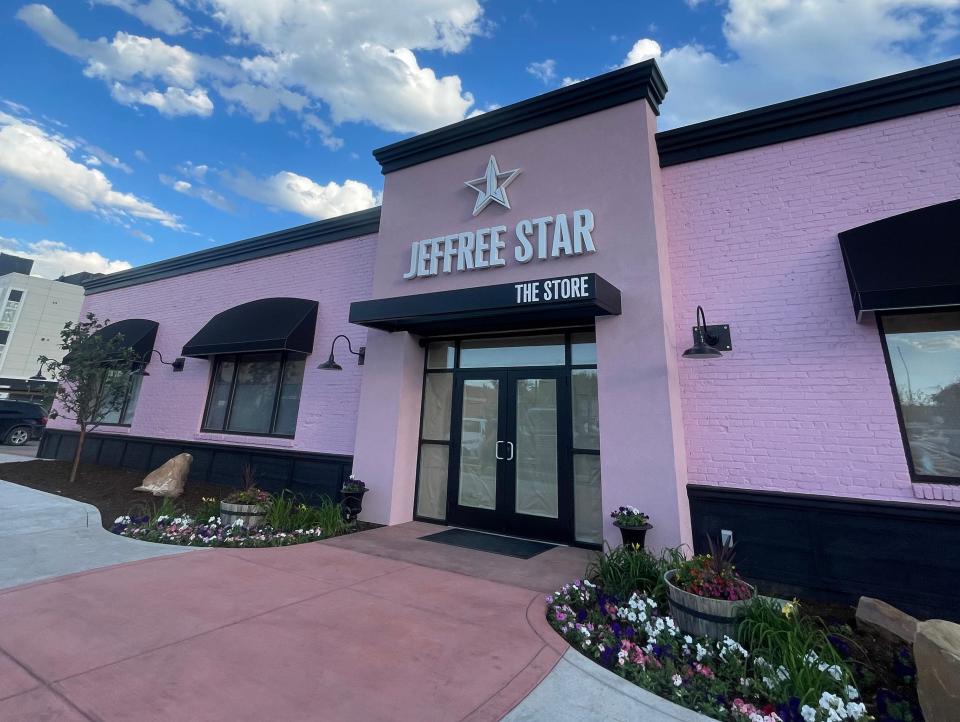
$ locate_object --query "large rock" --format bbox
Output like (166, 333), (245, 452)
(134, 453), (192, 498)
(915, 619), (960, 722)
(856, 596), (918, 644)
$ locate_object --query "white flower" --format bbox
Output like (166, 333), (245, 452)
(696, 643), (707, 661)
(684, 635), (693, 644)
(801, 706), (817, 722)
(845, 685), (859, 700)
(672, 674), (682, 687)
(845, 702), (866, 719)
(232, 518), (244, 527)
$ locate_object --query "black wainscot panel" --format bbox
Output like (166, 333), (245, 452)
(689, 485), (960, 621)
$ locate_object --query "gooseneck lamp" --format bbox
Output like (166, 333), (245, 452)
(682, 306), (732, 359)
(132, 350), (186, 376)
(318, 334), (366, 370)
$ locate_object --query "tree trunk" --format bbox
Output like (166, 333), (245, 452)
(69, 425), (86, 484)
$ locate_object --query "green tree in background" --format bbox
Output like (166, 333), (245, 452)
(37, 313), (140, 483)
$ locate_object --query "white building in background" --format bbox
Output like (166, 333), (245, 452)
(0, 254), (85, 401)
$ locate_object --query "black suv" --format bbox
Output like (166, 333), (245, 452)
(0, 401), (47, 446)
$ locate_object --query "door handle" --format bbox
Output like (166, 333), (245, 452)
(505, 441), (514, 461)
(495, 440), (505, 460)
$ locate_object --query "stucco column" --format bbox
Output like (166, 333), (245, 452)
(594, 104), (692, 552)
(351, 329), (424, 525)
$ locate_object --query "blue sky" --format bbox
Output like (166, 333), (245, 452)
(0, 0), (958, 278)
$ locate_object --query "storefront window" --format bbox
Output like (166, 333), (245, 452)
(98, 371), (142, 426)
(881, 311), (960, 480)
(202, 352), (305, 437)
(460, 334), (565, 368)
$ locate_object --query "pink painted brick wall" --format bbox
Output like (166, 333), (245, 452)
(51, 234), (378, 457)
(663, 106), (960, 505)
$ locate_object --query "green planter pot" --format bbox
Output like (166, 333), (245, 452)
(615, 522), (652, 548)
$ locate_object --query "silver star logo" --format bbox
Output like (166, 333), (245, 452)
(464, 155), (521, 216)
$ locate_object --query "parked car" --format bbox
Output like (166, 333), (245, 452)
(0, 400), (47, 446)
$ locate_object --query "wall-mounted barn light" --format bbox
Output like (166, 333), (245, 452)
(132, 350), (186, 376)
(318, 334), (366, 370)
(682, 306), (732, 359)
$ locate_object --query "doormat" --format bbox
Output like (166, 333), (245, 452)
(420, 528), (556, 559)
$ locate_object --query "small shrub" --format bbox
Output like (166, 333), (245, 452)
(224, 464), (271, 505)
(672, 537), (753, 601)
(195, 496), (220, 522)
(148, 496), (181, 523)
(265, 492), (345, 535)
(737, 597), (858, 710)
(587, 543), (684, 606)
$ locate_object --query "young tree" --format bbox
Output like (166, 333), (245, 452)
(38, 313), (141, 483)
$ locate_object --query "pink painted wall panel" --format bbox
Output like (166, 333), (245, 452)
(50, 234), (378, 457)
(663, 106), (960, 505)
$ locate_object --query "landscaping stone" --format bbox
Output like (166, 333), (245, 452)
(856, 596), (918, 644)
(915, 619), (960, 722)
(134, 453), (192, 497)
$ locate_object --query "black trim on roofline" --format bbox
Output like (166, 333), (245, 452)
(83, 207), (381, 295)
(656, 58), (960, 167)
(373, 60), (667, 175)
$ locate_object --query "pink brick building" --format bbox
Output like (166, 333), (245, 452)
(43, 59), (960, 617)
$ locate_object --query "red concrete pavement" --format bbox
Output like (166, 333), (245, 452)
(0, 542), (570, 721)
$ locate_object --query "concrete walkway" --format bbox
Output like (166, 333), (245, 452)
(0, 480), (193, 590)
(0, 483), (709, 720)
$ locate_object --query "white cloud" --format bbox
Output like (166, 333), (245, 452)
(621, 0), (960, 128)
(21, 1), (486, 134)
(110, 82), (214, 117)
(79, 142), (133, 173)
(526, 58), (557, 84)
(0, 110), (181, 229)
(0, 236), (132, 279)
(92, 0), (191, 35)
(133, 149), (149, 162)
(303, 114), (344, 151)
(623, 39), (662, 66)
(560, 77), (582, 87)
(223, 170), (379, 220)
(160, 172), (233, 212)
(128, 228), (154, 243)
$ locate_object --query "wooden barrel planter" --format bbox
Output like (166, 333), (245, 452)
(664, 570), (755, 641)
(615, 522), (652, 548)
(219, 501), (266, 529)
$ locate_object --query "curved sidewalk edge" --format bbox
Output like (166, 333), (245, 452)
(504, 646), (716, 722)
(0, 479), (197, 591)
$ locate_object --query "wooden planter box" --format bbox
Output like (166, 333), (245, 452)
(220, 501), (265, 529)
(664, 570), (755, 641)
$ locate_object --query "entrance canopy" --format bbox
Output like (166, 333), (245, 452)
(349, 273), (621, 335)
(839, 199), (960, 320)
(63, 318), (158, 366)
(182, 297), (318, 357)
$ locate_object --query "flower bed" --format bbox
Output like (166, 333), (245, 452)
(548, 581), (866, 722)
(113, 515), (327, 548)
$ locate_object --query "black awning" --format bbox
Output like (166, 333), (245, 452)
(182, 297), (318, 357)
(63, 318), (159, 365)
(349, 273), (621, 335)
(839, 199), (960, 320)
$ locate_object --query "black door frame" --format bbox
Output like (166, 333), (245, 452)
(446, 367), (574, 544)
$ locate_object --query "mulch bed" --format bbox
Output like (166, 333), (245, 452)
(800, 598), (923, 721)
(0, 460), (232, 530)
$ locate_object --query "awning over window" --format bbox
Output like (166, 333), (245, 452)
(839, 199), (960, 321)
(182, 297), (318, 357)
(63, 318), (159, 365)
(349, 273), (621, 335)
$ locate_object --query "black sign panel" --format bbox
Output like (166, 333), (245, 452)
(349, 273), (621, 335)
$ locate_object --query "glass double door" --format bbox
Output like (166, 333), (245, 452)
(448, 368), (571, 542)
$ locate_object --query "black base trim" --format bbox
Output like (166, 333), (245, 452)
(667, 598), (735, 625)
(38, 429), (352, 504)
(688, 485), (960, 621)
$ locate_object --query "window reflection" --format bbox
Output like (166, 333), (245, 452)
(884, 311), (960, 478)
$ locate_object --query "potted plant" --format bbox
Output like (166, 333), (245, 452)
(610, 506), (652, 547)
(339, 474), (367, 522)
(220, 465), (270, 529)
(664, 536), (755, 640)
